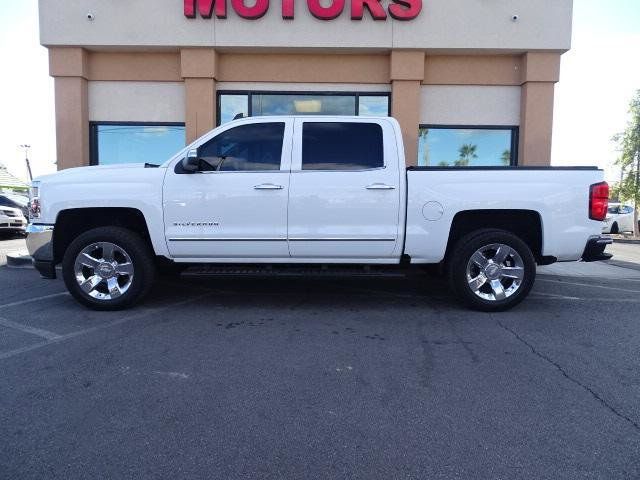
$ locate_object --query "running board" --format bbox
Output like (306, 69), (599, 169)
(182, 264), (407, 278)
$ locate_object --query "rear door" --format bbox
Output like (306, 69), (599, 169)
(287, 118), (401, 260)
(163, 118), (292, 260)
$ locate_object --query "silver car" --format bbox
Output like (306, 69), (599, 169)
(0, 205), (27, 235)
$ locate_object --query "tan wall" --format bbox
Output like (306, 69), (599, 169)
(392, 81), (421, 166)
(217, 54), (390, 84)
(518, 52), (560, 166)
(185, 78), (216, 142)
(54, 76), (89, 169)
(424, 55), (522, 86)
(519, 82), (555, 166)
(87, 52), (181, 82)
(48, 47), (562, 169)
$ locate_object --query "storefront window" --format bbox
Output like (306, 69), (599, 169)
(358, 96), (390, 116)
(91, 123), (185, 165)
(218, 92), (390, 125)
(252, 94), (356, 116)
(417, 126), (518, 167)
(219, 95), (249, 125)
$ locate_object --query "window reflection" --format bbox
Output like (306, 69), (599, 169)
(218, 92), (390, 125)
(220, 94), (249, 125)
(302, 122), (383, 170)
(252, 94), (356, 116)
(358, 96), (389, 116)
(417, 127), (516, 167)
(94, 124), (185, 165)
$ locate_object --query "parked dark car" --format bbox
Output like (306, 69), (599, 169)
(0, 193), (29, 218)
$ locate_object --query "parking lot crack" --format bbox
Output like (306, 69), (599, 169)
(495, 318), (640, 434)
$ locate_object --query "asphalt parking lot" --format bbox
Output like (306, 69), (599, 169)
(1, 236), (640, 479)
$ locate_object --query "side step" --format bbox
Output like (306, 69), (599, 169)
(182, 264), (407, 278)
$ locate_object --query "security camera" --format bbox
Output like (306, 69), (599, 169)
(87, 13), (95, 21)
(511, 14), (519, 22)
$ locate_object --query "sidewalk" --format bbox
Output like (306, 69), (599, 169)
(537, 242), (640, 279)
(538, 260), (640, 279)
(0, 237), (28, 267)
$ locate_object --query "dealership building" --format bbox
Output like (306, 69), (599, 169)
(39, 0), (572, 170)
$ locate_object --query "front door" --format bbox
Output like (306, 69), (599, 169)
(163, 119), (293, 260)
(287, 118), (402, 260)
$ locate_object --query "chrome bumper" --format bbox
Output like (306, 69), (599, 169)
(26, 224), (56, 279)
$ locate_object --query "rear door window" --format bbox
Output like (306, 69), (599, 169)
(301, 122), (383, 171)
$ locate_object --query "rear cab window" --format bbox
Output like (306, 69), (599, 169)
(301, 122), (384, 171)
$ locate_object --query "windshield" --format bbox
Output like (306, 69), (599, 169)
(6, 194), (28, 206)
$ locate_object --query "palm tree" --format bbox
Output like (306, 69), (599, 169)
(418, 128), (430, 166)
(455, 144), (478, 167)
(501, 149), (511, 166)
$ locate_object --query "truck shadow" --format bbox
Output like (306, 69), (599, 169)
(150, 274), (457, 311)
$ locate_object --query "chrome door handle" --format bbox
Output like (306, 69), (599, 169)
(366, 183), (396, 190)
(254, 183), (284, 190)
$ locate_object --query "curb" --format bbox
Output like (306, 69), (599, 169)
(612, 238), (640, 245)
(6, 254), (33, 268)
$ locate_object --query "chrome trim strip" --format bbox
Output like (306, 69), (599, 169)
(168, 237), (396, 242)
(169, 237), (287, 242)
(289, 238), (396, 242)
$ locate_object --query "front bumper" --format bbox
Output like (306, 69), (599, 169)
(581, 235), (613, 262)
(0, 216), (27, 231)
(26, 224), (56, 279)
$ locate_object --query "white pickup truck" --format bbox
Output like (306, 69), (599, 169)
(26, 116), (611, 312)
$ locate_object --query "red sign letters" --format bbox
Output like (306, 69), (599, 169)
(184, 0), (422, 21)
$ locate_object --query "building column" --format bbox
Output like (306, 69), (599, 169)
(519, 52), (561, 166)
(180, 48), (217, 143)
(390, 50), (424, 166)
(49, 48), (89, 170)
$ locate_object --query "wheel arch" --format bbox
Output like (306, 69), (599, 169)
(445, 209), (545, 263)
(53, 207), (154, 264)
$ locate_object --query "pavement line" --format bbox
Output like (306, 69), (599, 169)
(0, 316), (62, 340)
(530, 292), (582, 300)
(530, 294), (640, 303)
(537, 278), (640, 294)
(0, 292), (70, 309)
(0, 292), (213, 362)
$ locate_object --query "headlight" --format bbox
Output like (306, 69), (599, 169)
(29, 181), (41, 220)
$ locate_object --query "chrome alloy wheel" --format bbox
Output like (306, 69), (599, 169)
(466, 243), (525, 302)
(73, 242), (134, 300)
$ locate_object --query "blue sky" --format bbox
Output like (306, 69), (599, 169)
(0, 1), (639, 180)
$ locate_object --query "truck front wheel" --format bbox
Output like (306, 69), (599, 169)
(62, 227), (156, 310)
(447, 229), (536, 312)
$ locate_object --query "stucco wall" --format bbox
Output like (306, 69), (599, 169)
(419, 86), (521, 126)
(39, 0), (572, 52)
(88, 81), (186, 122)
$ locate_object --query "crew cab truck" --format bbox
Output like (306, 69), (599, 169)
(26, 116), (611, 312)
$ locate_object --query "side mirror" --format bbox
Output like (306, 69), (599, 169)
(181, 148), (200, 172)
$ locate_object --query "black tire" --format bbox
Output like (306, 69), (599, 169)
(446, 229), (536, 312)
(610, 222), (619, 234)
(62, 227), (156, 310)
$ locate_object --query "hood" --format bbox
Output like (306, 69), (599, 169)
(0, 205), (24, 216)
(33, 163), (162, 184)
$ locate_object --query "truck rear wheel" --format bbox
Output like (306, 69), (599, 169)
(447, 229), (536, 312)
(62, 227), (156, 310)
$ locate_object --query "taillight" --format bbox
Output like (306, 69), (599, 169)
(589, 182), (609, 221)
